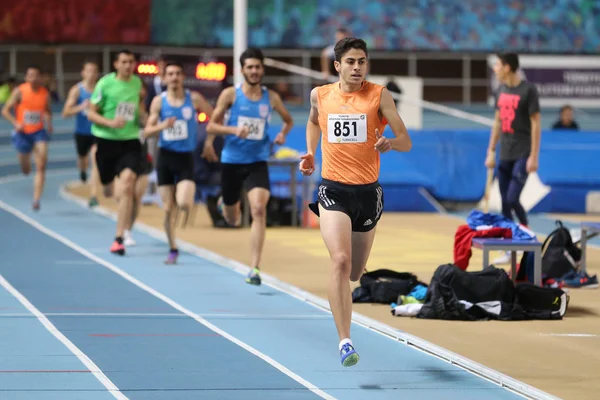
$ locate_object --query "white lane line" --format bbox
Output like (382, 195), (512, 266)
(0, 199), (336, 400)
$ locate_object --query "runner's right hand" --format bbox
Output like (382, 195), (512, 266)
(111, 117), (126, 129)
(78, 99), (90, 111)
(299, 153), (315, 176)
(235, 125), (249, 139)
(164, 116), (177, 128)
(201, 142), (219, 163)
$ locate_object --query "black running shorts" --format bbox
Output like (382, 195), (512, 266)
(95, 137), (145, 185)
(156, 148), (195, 186)
(220, 161), (270, 206)
(74, 133), (96, 157)
(309, 179), (384, 232)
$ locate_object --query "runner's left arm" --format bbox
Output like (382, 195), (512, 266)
(378, 88), (412, 152)
(270, 90), (294, 136)
(61, 85), (85, 118)
(192, 91), (219, 162)
(45, 92), (53, 135)
(138, 86), (149, 126)
(191, 91), (214, 117)
(191, 91), (215, 144)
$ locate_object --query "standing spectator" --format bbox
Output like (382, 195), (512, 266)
(385, 77), (403, 110)
(320, 28), (351, 78)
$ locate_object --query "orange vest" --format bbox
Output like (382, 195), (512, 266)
(16, 83), (48, 134)
(317, 81), (387, 185)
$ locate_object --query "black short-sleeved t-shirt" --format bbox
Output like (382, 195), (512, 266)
(495, 80), (540, 161)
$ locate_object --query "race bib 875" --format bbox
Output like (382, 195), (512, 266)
(327, 114), (367, 143)
(115, 102), (136, 121)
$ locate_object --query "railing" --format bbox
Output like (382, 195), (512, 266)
(0, 44), (490, 104)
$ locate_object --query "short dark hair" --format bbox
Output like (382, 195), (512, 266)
(560, 104), (573, 113)
(240, 48), (264, 67)
(164, 61), (184, 72)
(497, 53), (519, 72)
(25, 65), (42, 74)
(82, 60), (98, 68)
(115, 49), (135, 61)
(334, 38), (368, 62)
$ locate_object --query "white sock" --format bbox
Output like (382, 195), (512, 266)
(339, 338), (353, 351)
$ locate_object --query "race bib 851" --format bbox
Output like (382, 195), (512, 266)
(327, 114), (367, 143)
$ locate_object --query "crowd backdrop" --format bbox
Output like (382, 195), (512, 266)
(0, 0), (599, 53)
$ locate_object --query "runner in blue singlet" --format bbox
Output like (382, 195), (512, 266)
(144, 61), (214, 264)
(62, 60), (100, 207)
(206, 48), (294, 285)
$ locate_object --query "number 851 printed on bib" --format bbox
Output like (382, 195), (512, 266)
(327, 114), (367, 143)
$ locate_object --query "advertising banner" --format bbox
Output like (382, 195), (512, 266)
(488, 55), (600, 108)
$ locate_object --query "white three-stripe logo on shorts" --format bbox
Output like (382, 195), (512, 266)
(318, 185), (335, 207)
(375, 186), (383, 219)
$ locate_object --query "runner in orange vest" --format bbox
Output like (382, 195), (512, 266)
(1, 66), (53, 211)
(299, 37), (412, 367)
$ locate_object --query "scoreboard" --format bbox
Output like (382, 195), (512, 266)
(136, 57), (229, 104)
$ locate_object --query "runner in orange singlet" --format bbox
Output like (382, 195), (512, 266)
(299, 38), (412, 367)
(1, 66), (53, 211)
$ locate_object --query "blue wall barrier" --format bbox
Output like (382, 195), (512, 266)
(270, 125), (600, 204)
(2, 114), (597, 211)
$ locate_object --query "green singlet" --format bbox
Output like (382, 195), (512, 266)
(90, 72), (142, 141)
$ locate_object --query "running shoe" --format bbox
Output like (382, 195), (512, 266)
(110, 240), (125, 256)
(340, 343), (359, 367)
(124, 230), (136, 247)
(217, 196), (224, 216)
(246, 267), (261, 285)
(563, 272), (599, 289)
(88, 196), (98, 208)
(165, 249), (178, 265)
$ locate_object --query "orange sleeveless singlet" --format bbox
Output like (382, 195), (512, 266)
(16, 83), (48, 134)
(317, 81), (387, 185)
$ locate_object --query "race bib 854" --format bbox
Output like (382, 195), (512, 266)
(162, 120), (188, 141)
(327, 114), (367, 143)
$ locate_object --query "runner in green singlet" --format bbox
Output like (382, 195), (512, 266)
(87, 49), (148, 256)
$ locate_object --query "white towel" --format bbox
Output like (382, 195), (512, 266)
(392, 303), (423, 317)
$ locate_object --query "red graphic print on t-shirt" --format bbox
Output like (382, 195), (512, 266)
(497, 93), (521, 134)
